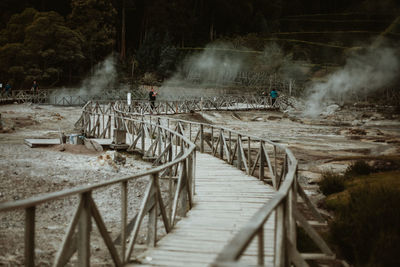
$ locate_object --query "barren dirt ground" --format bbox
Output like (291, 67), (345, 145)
(0, 103), (155, 266)
(0, 103), (400, 265)
(177, 107), (400, 204)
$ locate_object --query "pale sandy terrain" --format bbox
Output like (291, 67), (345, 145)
(0, 103), (154, 266)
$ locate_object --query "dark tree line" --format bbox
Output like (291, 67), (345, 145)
(0, 0), (398, 88)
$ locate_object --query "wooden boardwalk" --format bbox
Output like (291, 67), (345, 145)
(133, 152), (277, 266)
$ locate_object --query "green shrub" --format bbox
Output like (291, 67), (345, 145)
(318, 171), (345, 195)
(330, 185), (400, 266)
(344, 160), (372, 177)
(297, 227), (320, 253)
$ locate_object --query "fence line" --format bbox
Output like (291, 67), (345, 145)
(113, 101), (337, 266)
(0, 100), (338, 266)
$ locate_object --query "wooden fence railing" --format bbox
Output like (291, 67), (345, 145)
(0, 102), (196, 266)
(113, 101), (337, 266)
(0, 89), (274, 108)
(0, 100), (337, 266)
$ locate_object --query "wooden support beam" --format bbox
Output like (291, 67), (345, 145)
(25, 207), (35, 267)
(78, 193), (91, 267)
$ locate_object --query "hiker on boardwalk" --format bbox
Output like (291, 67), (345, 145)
(149, 87), (157, 111)
(5, 82), (11, 97)
(270, 88), (278, 106)
(31, 80), (39, 93)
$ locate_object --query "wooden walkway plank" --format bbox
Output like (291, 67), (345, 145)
(131, 152), (277, 266)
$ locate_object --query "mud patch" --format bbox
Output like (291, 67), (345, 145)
(46, 144), (102, 155)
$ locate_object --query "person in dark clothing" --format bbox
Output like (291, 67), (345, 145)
(270, 89), (278, 106)
(149, 87), (157, 111)
(31, 80), (39, 92)
(5, 83), (11, 97)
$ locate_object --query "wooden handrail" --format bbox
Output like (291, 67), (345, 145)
(113, 100), (336, 266)
(0, 102), (196, 266)
(0, 99), (336, 266)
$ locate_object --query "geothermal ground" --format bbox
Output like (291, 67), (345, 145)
(0, 102), (400, 265)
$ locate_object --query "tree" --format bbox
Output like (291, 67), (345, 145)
(69, 0), (117, 72)
(0, 8), (84, 87)
(136, 29), (162, 73)
(158, 32), (178, 78)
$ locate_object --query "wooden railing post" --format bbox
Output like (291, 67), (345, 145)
(274, 202), (285, 267)
(211, 126), (214, 152)
(258, 226), (264, 265)
(25, 206), (35, 267)
(219, 129), (224, 159)
(288, 186), (296, 249)
(141, 121), (145, 154)
(259, 141), (265, 181)
(274, 146), (277, 178)
(179, 161), (188, 217)
(187, 152), (194, 199)
(200, 124), (204, 153)
(248, 137), (251, 175)
(121, 181), (128, 261)
(192, 150), (196, 195)
(237, 134), (242, 170)
(229, 131), (232, 157)
(147, 174), (158, 247)
(78, 192), (91, 267)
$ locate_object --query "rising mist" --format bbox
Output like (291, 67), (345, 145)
(304, 42), (400, 116)
(159, 42), (305, 99)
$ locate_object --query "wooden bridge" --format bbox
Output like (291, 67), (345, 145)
(0, 89), (269, 107)
(0, 99), (338, 266)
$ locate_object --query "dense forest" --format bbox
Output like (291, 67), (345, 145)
(0, 0), (399, 88)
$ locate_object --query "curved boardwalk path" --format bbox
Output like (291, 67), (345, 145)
(0, 100), (339, 267)
(133, 153), (276, 266)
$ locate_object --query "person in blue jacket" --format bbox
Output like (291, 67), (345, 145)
(270, 89), (278, 106)
(5, 82), (11, 97)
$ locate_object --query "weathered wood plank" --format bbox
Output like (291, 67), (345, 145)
(137, 153), (276, 266)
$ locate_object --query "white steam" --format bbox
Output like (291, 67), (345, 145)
(304, 43), (400, 116)
(78, 55), (117, 95)
(50, 55), (119, 103)
(161, 43), (246, 98)
(160, 42), (305, 99)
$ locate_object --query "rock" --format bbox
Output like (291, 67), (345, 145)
(250, 116), (263, 121)
(267, 116), (281, 121)
(347, 128), (367, 135)
(113, 152), (126, 165)
(322, 104), (340, 116)
(84, 138), (103, 152)
(351, 120), (363, 126)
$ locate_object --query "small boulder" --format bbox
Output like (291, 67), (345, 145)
(322, 104), (340, 116)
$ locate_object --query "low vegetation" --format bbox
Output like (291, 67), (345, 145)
(318, 159), (400, 266)
(318, 171), (345, 195)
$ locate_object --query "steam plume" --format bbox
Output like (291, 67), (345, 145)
(160, 42), (304, 99)
(78, 55), (117, 96)
(304, 42), (400, 116)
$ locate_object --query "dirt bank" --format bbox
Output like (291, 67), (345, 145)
(0, 103), (155, 265)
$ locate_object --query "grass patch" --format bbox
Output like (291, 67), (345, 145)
(297, 227), (320, 253)
(318, 171), (345, 195)
(344, 160), (372, 177)
(323, 164), (400, 266)
(329, 185), (400, 266)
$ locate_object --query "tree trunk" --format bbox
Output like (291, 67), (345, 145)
(210, 23), (214, 41)
(120, 0), (126, 61)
